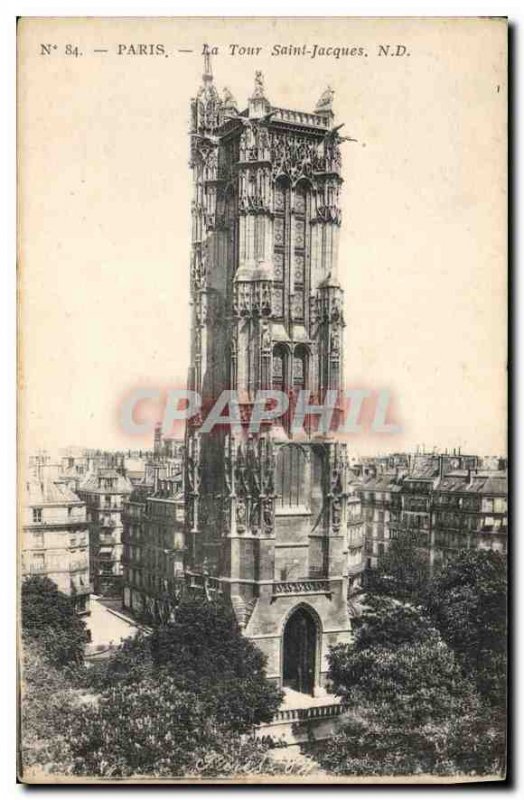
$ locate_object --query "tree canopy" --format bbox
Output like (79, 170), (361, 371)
(366, 532), (430, 604)
(69, 675), (285, 778)
(21, 576), (88, 666)
(20, 642), (79, 774)
(21, 590), (286, 779)
(318, 596), (504, 776)
(329, 596), (475, 729)
(348, 594), (439, 650)
(425, 549), (507, 708)
(149, 594), (282, 731)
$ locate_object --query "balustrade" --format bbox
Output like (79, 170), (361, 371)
(272, 579), (330, 596)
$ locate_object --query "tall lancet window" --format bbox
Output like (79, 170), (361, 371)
(293, 345), (308, 391)
(254, 215), (265, 261)
(273, 178), (289, 320)
(292, 182), (307, 321)
(272, 344), (287, 392)
(276, 444), (308, 509)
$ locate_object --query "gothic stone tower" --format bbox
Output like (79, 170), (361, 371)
(185, 55), (360, 693)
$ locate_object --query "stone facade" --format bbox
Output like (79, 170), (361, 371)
(22, 467), (91, 614)
(77, 467), (133, 596)
(184, 58), (363, 692)
(122, 472), (186, 619)
(357, 453), (508, 573)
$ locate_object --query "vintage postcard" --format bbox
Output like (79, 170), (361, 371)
(17, 16), (508, 783)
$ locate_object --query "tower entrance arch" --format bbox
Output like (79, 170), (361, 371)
(282, 606), (318, 695)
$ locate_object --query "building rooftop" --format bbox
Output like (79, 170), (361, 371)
(468, 474), (508, 495)
(78, 469), (134, 495)
(358, 469), (507, 498)
(360, 476), (402, 493)
(409, 465), (440, 480)
(25, 478), (83, 507)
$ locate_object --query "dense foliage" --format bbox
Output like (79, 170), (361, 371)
(425, 550), (507, 709)
(347, 594), (439, 650)
(21, 588), (287, 779)
(85, 631), (153, 691)
(20, 643), (78, 774)
(316, 594), (505, 776)
(21, 576), (88, 666)
(365, 532), (430, 603)
(149, 595), (283, 731)
(20, 552), (507, 779)
(69, 676), (288, 778)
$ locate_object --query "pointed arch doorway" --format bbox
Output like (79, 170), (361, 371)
(282, 606), (318, 695)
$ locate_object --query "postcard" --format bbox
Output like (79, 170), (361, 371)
(18, 16), (508, 783)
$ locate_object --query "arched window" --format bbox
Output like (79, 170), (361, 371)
(275, 444), (308, 509)
(293, 345), (308, 391)
(272, 344), (287, 392)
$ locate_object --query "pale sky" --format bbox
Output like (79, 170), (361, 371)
(19, 17), (507, 457)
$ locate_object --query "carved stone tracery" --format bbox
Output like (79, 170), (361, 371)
(185, 60), (363, 636)
(233, 281), (273, 318)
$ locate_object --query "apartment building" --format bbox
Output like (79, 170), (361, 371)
(77, 468), (133, 596)
(357, 452), (508, 572)
(22, 475), (91, 613)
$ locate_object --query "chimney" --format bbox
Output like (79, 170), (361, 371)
(154, 423), (162, 456)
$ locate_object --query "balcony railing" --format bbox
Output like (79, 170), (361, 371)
(273, 703), (347, 723)
(270, 107), (329, 130)
(97, 520), (117, 530)
(27, 519), (87, 529)
(272, 579), (331, 597)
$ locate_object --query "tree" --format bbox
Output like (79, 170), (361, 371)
(84, 632), (153, 692)
(348, 594), (439, 651)
(366, 532), (430, 603)
(21, 576), (87, 666)
(20, 642), (78, 775)
(329, 598), (474, 732)
(318, 598), (501, 776)
(68, 676), (289, 778)
(20, 638), (290, 780)
(66, 594), (288, 777)
(21, 591), (290, 779)
(425, 550), (507, 709)
(330, 638), (478, 731)
(149, 594), (283, 731)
